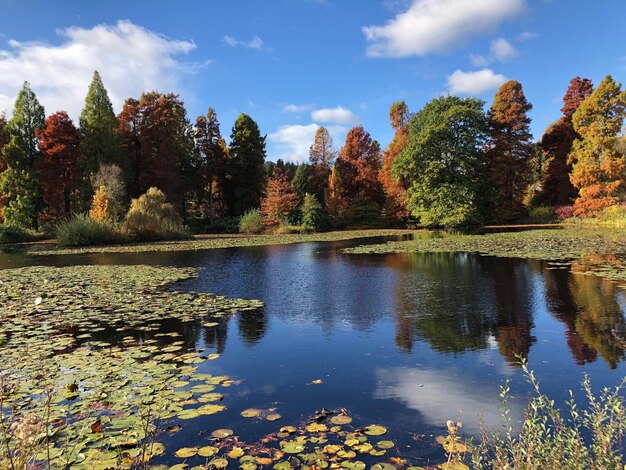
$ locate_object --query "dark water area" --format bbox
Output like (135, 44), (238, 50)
(2, 235), (626, 466)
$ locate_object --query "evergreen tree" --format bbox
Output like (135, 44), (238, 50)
(292, 164), (310, 201)
(569, 75), (626, 217)
(195, 108), (229, 220)
(394, 96), (489, 227)
(78, 71), (123, 207)
(487, 80), (534, 223)
(0, 82), (45, 228)
(225, 114), (266, 216)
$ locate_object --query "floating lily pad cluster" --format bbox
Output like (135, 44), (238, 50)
(0, 264), (262, 468)
(166, 410), (428, 470)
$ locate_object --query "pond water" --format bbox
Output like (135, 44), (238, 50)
(2, 235), (626, 467)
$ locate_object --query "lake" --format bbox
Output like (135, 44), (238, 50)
(2, 234), (626, 468)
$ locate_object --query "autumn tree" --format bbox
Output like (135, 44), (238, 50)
(393, 96), (489, 227)
(93, 163), (126, 219)
(380, 101), (410, 222)
(0, 82), (45, 228)
(195, 108), (229, 220)
(225, 114), (266, 216)
(487, 80), (534, 223)
(308, 127), (336, 204)
(118, 92), (194, 217)
(117, 97), (142, 197)
(326, 126), (383, 217)
(89, 185), (110, 221)
(260, 167), (299, 225)
(569, 75), (626, 217)
(537, 77), (593, 206)
(35, 111), (80, 221)
(78, 71), (123, 207)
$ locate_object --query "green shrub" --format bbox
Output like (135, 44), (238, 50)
(57, 215), (127, 247)
(205, 216), (241, 234)
(239, 208), (264, 234)
(275, 220), (302, 234)
(527, 205), (555, 224)
(301, 193), (332, 232)
(124, 187), (189, 241)
(0, 224), (40, 245)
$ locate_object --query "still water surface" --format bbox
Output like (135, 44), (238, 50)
(3, 235), (626, 466)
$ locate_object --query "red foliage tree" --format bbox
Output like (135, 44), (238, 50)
(35, 111), (80, 221)
(260, 167), (299, 225)
(327, 126), (383, 217)
(537, 77), (593, 206)
(487, 80), (534, 223)
(379, 101), (410, 221)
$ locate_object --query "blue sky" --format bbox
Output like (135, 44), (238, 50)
(0, 0), (625, 162)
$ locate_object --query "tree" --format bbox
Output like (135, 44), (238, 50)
(393, 96), (489, 227)
(0, 82), (45, 228)
(487, 80), (534, 223)
(78, 71), (123, 207)
(124, 187), (184, 238)
(380, 101), (410, 222)
(260, 168), (299, 225)
(301, 193), (330, 232)
(89, 185), (110, 221)
(92, 163), (126, 219)
(225, 114), (266, 216)
(118, 92), (194, 217)
(537, 77), (593, 206)
(326, 126), (383, 217)
(569, 75), (626, 217)
(195, 108), (229, 220)
(36, 111), (80, 221)
(308, 127), (336, 204)
(292, 164), (310, 201)
(0, 114), (9, 222)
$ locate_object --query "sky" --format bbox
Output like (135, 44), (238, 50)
(0, 0), (625, 163)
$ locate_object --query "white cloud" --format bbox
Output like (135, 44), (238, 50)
(363, 0), (525, 58)
(447, 68), (508, 95)
(516, 31), (538, 42)
(222, 35), (266, 50)
(0, 20), (198, 118)
(471, 38), (518, 66)
(311, 106), (359, 125)
(283, 103), (314, 113)
(268, 123), (346, 162)
(490, 38), (518, 62)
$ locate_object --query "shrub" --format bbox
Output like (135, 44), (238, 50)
(124, 187), (189, 241)
(301, 193), (332, 232)
(470, 360), (626, 470)
(527, 205), (555, 223)
(0, 224), (40, 245)
(239, 208), (263, 234)
(56, 215), (127, 247)
(554, 205), (575, 221)
(345, 200), (384, 228)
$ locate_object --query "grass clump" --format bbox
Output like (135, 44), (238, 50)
(56, 214), (127, 247)
(0, 224), (40, 245)
(239, 208), (264, 234)
(469, 360), (626, 469)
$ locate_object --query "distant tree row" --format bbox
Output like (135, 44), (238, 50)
(1, 72), (625, 231)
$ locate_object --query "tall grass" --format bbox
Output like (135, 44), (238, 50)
(56, 215), (127, 247)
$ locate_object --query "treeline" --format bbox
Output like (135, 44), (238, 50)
(1, 71), (625, 234)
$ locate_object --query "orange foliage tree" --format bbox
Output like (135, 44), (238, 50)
(260, 168), (299, 225)
(326, 126), (383, 217)
(89, 185), (110, 221)
(569, 75), (626, 217)
(308, 127), (336, 205)
(487, 80), (534, 223)
(379, 101), (410, 221)
(538, 77), (593, 206)
(35, 111), (80, 221)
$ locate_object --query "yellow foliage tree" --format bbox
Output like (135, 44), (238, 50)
(89, 185), (110, 221)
